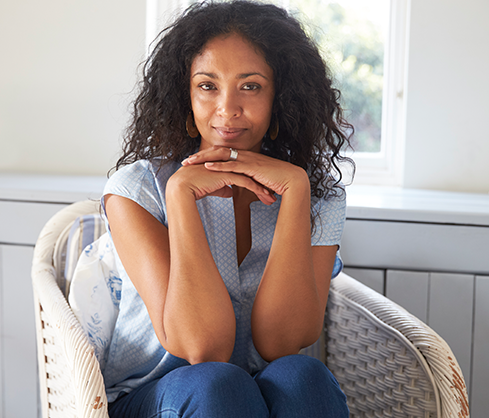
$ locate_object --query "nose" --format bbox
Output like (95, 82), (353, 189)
(217, 89), (242, 119)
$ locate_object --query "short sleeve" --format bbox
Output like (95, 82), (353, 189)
(311, 190), (347, 279)
(101, 160), (165, 224)
(311, 190), (347, 247)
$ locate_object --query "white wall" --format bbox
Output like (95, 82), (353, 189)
(0, 0), (146, 176)
(402, 0), (489, 194)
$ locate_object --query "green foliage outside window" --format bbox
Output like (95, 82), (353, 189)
(287, 0), (387, 152)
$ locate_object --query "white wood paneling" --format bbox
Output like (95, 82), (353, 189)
(0, 201), (67, 245)
(1, 245), (38, 418)
(342, 219), (489, 274)
(0, 174), (106, 203)
(471, 275), (489, 418)
(386, 270), (429, 322)
(342, 267), (384, 294)
(428, 273), (474, 394)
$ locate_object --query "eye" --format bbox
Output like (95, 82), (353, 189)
(198, 82), (216, 91)
(242, 83), (260, 91)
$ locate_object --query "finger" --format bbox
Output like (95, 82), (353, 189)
(232, 176), (276, 205)
(182, 147), (248, 165)
(221, 172), (276, 205)
(204, 161), (257, 178)
(204, 161), (285, 197)
(189, 169), (275, 205)
(182, 147), (230, 165)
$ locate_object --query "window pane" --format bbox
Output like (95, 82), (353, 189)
(287, 0), (389, 153)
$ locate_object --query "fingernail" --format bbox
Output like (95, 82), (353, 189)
(182, 155), (197, 165)
(205, 162), (214, 167)
(263, 188), (269, 195)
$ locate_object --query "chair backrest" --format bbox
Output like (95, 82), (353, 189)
(54, 212), (107, 297)
(32, 200), (109, 418)
(327, 273), (469, 418)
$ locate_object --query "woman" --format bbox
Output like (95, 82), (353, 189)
(102, 1), (353, 416)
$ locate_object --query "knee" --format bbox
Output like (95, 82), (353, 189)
(259, 354), (332, 385)
(185, 362), (254, 395)
(171, 362), (269, 416)
(113, 363), (269, 418)
(255, 355), (349, 417)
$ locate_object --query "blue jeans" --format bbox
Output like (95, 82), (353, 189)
(108, 355), (349, 417)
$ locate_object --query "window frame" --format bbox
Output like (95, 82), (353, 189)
(350, 0), (410, 186)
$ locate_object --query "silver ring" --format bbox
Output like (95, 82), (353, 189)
(229, 148), (238, 161)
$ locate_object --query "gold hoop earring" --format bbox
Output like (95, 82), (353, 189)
(269, 117), (279, 140)
(186, 112), (199, 138)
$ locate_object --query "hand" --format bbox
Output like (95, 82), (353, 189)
(168, 163), (276, 205)
(182, 146), (310, 196)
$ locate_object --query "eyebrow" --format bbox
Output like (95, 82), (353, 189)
(192, 72), (270, 81)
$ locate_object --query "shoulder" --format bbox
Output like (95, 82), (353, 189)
(105, 160), (152, 191)
(312, 186), (346, 216)
(311, 186), (347, 246)
(105, 159), (180, 189)
(103, 159), (181, 223)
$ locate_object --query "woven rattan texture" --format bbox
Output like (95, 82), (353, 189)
(327, 273), (470, 418)
(327, 293), (437, 417)
(40, 307), (77, 417)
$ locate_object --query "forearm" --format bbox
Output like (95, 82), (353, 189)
(251, 171), (323, 360)
(164, 183), (236, 363)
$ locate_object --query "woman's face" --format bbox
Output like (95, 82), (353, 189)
(190, 33), (275, 153)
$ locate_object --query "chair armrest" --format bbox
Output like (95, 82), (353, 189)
(32, 200), (109, 418)
(327, 272), (469, 418)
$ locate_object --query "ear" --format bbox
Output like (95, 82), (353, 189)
(186, 111), (200, 138)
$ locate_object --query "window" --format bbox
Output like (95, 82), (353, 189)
(147, 0), (408, 185)
(284, 0), (409, 185)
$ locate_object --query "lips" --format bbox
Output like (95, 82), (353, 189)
(214, 127), (246, 140)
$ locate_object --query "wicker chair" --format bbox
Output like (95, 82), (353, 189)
(32, 200), (469, 418)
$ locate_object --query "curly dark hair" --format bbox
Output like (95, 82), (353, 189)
(117, 0), (354, 200)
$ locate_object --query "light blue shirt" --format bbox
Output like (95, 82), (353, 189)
(101, 158), (346, 402)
